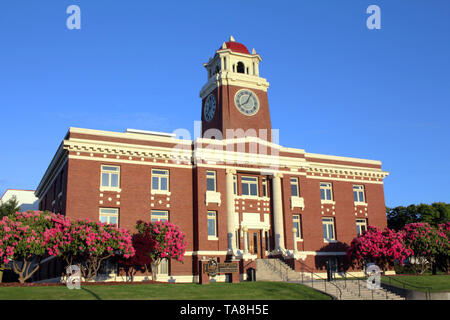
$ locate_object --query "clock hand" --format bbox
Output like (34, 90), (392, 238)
(243, 94), (251, 105)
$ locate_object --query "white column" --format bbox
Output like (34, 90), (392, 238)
(292, 228), (298, 253)
(243, 227), (249, 253)
(226, 169), (237, 252)
(272, 172), (285, 250)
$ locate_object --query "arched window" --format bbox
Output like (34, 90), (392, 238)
(237, 61), (245, 74)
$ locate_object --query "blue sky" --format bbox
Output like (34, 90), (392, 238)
(0, 0), (448, 207)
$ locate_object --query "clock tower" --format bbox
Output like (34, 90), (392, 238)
(200, 36), (272, 141)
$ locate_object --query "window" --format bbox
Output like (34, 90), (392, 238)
(157, 258), (169, 275)
(206, 171), (216, 192)
(320, 182), (333, 201)
(262, 178), (268, 197)
(293, 215), (302, 240)
(235, 230), (240, 249)
(233, 175), (237, 195)
(290, 178), (300, 197)
(241, 176), (258, 197)
(353, 185), (366, 203)
(152, 169), (169, 192)
(99, 208), (119, 226)
(237, 61), (245, 73)
(356, 219), (368, 236)
(151, 210), (169, 223)
(101, 165), (120, 189)
(322, 217), (336, 241)
(207, 211), (217, 238)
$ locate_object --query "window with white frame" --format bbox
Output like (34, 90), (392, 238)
(206, 171), (216, 192)
(353, 185), (366, 203)
(101, 165), (120, 189)
(241, 176), (258, 196)
(293, 215), (302, 240)
(207, 211), (217, 238)
(356, 219), (368, 236)
(262, 178), (268, 197)
(320, 182), (333, 201)
(151, 210), (169, 223)
(152, 169), (169, 192)
(322, 217), (336, 241)
(157, 258), (169, 275)
(290, 178), (300, 197)
(99, 208), (119, 226)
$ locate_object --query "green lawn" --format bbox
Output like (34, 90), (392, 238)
(0, 281), (331, 300)
(382, 275), (450, 292)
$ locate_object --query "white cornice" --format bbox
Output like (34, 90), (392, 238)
(69, 127), (192, 145)
(35, 142), (67, 198)
(35, 130), (391, 200)
(199, 71), (270, 99)
(305, 152), (382, 166)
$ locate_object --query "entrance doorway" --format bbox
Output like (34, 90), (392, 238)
(247, 229), (262, 258)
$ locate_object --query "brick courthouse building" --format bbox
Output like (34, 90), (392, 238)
(35, 37), (390, 282)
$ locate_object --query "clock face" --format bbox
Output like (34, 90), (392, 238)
(204, 94), (216, 122)
(234, 89), (259, 116)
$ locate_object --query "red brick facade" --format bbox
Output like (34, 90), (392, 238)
(35, 38), (389, 282)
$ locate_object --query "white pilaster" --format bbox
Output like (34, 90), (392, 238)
(226, 169), (237, 252)
(272, 172), (285, 250)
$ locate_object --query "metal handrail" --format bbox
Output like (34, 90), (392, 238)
(293, 259), (342, 299)
(338, 269), (367, 298)
(381, 275), (432, 300)
(337, 268), (395, 300)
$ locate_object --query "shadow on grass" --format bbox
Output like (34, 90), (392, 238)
(81, 287), (102, 300)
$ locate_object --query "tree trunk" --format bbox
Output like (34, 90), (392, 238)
(12, 259), (40, 283)
(151, 260), (160, 282)
(0, 263), (7, 283)
(431, 260), (437, 275)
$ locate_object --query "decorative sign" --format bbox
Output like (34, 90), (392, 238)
(217, 263), (239, 273)
(204, 258), (218, 277)
(203, 259), (239, 277)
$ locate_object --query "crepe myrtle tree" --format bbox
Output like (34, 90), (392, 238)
(45, 217), (135, 281)
(402, 222), (448, 274)
(437, 222), (450, 274)
(0, 211), (57, 283)
(117, 232), (154, 281)
(347, 226), (413, 272)
(134, 220), (187, 282)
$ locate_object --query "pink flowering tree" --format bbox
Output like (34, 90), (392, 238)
(402, 222), (448, 274)
(438, 222), (450, 273)
(46, 218), (135, 281)
(0, 211), (57, 283)
(134, 220), (187, 282)
(117, 233), (155, 281)
(347, 226), (413, 272)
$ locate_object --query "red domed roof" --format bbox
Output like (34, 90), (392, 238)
(217, 41), (250, 54)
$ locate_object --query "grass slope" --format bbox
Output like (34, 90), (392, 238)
(0, 281), (331, 300)
(382, 275), (450, 292)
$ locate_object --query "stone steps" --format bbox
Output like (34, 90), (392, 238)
(255, 258), (406, 300)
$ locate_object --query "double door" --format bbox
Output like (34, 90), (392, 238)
(247, 229), (262, 258)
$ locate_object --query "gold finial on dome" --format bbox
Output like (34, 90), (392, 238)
(229, 35), (235, 42)
(222, 42), (227, 49)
